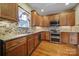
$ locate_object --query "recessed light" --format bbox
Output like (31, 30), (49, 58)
(41, 9), (44, 12)
(65, 3), (69, 5)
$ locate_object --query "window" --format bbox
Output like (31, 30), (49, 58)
(18, 7), (30, 28)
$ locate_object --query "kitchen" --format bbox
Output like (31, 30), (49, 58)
(0, 3), (79, 56)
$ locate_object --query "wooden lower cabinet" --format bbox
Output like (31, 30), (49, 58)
(1, 32), (42, 56)
(77, 45), (79, 56)
(61, 32), (70, 44)
(34, 34), (39, 47)
(76, 34), (79, 56)
(69, 33), (78, 45)
(61, 32), (78, 44)
(6, 42), (27, 56)
(27, 35), (35, 55)
(41, 32), (50, 41)
(5, 37), (27, 56)
(27, 33), (41, 55)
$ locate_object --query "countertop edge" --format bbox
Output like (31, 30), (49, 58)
(1, 30), (49, 42)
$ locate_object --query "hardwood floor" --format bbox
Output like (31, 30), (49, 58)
(31, 41), (77, 56)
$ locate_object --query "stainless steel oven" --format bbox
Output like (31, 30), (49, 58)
(49, 21), (60, 43)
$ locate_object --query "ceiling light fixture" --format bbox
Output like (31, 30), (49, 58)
(41, 9), (44, 12)
(65, 3), (69, 5)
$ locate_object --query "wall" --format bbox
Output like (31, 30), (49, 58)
(75, 4), (79, 26)
(18, 3), (32, 13)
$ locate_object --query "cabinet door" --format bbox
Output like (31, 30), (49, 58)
(41, 32), (50, 41)
(27, 35), (34, 55)
(69, 33), (78, 44)
(60, 11), (75, 26)
(42, 16), (49, 27)
(48, 15), (54, 22)
(38, 16), (43, 26)
(61, 32), (69, 44)
(77, 45), (79, 56)
(35, 12), (39, 26)
(45, 32), (50, 41)
(53, 14), (60, 21)
(0, 3), (18, 21)
(66, 11), (75, 26)
(34, 34), (39, 47)
(41, 32), (46, 41)
(60, 13), (67, 26)
(31, 11), (35, 26)
(31, 11), (39, 26)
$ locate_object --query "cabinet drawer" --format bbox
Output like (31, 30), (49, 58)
(6, 42), (27, 56)
(6, 40), (18, 49)
(16, 37), (26, 43)
(6, 37), (26, 49)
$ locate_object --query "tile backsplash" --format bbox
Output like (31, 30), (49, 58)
(0, 18), (33, 37)
(0, 19), (18, 36)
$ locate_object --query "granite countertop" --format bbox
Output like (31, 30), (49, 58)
(0, 26), (79, 41)
(0, 27), (49, 41)
(59, 26), (79, 32)
(0, 31), (41, 41)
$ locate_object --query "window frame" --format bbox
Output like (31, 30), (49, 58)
(18, 6), (30, 28)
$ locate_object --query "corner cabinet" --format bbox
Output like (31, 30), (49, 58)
(31, 11), (50, 27)
(0, 3), (18, 21)
(27, 33), (41, 55)
(41, 32), (50, 41)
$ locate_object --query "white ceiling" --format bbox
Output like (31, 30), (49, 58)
(29, 3), (77, 15)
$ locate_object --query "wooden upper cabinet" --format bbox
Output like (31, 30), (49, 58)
(60, 11), (75, 26)
(60, 13), (67, 26)
(31, 10), (75, 27)
(38, 16), (43, 26)
(31, 11), (39, 26)
(31, 11), (50, 27)
(31, 11), (35, 26)
(42, 16), (49, 27)
(0, 3), (18, 21)
(53, 14), (60, 21)
(48, 15), (54, 22)
(66, 11), (75, 26)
